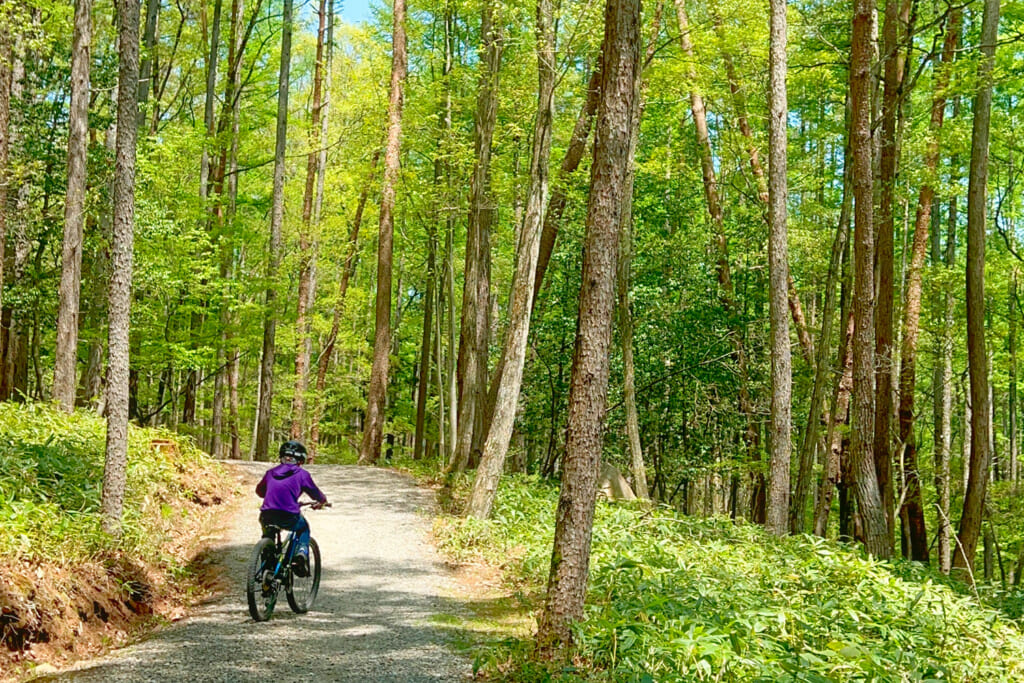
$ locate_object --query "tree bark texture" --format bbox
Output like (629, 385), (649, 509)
(955, 0), (1000, 573)
(466, 0), (555, 519)
(291, 0), (329, 441)
(450, 2), (503, 474)
(102, 0), (139, 536)
(849, 0), (891, 559)
(765, 0), (791, 537)
(872, 0), (910, 552)
(414, 226), (437, 460)
(54, 0), (92, 412)
(254, 0), (293, 462)
(897, 7), (959, 564)
(533, 61), (601, 304)
(535, 0), (639, 654)
(0, 22), (11, 343)
(357, 0), (406, 465)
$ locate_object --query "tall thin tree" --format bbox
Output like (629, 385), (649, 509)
(357, 0), (407, 464)
(765, 0), (791, 536)
(535, 0), (640, 653)
(955, 0), (1000, 573)
(849, 0), (891, 558)
(101, 0), (140, 535)
(291, 0), (331, 440)
(466, 0), (556, 519)
(254, 0), (294, 461)
(53, 0), (92, 411)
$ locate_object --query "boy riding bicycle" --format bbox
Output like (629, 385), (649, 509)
(256, 440), (328, 577)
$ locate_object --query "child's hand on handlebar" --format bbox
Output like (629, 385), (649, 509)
(312, 500), (331, 510)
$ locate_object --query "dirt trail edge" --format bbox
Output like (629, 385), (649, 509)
(42, 462), (475, 682)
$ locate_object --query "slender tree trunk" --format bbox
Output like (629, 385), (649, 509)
(932, 185), (956, 572)
(1010, 270), (1018, 483)
(765, 0), (791, 536)
(533, 62), (602, 304)
(199, 0), (221, 200)
(850, 0), (891, 558)
(450, 3), (503, 474)
(137, 0), (159, 128)
(254, 0), (293, 461)
(414, 227), (437, 460)
(955, 0), (1000, 573)
(102, 0), (139, 536)
(800, 106), (852, 533)
(53, 0), (92, 412)
(357, 0), (406, 465)
(873, 0), (910, 551)
(535, 0), (639, 654)
(897, 7), (959, 563)
(0, 22), (11, 345)
(291, 0), (329, 440)
(466, 0), (555, 518)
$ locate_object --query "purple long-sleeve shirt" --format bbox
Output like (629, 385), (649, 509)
(256, 463), (327, 514)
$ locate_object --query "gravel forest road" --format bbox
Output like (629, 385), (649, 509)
(44, 462), (475, 683)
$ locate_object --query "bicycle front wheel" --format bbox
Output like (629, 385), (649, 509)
(246, 538), (278, 621)
(286, 537), (321, 613)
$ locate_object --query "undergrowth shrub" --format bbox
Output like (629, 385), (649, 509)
(436, 474), (1024, 682)
(0, 401), (225, 562)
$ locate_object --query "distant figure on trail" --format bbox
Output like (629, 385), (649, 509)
(255, 440), (328, 576)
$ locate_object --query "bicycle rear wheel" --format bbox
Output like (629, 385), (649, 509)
(246, 538), (278, 621)
(286, 537), (321, 613)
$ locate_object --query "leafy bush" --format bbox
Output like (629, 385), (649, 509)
(0, 402), (224, 562)
(437, 474), (1024, 682)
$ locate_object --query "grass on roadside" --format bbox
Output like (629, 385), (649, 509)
(433, 473), (1024, 682)
(0, 402), (235, 678)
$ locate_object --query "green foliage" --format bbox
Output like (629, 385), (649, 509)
(0, 402), (225, 562)
(437, 476), (1024, 682)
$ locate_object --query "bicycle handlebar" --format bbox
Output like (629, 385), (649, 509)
(299, 501), (332, 509)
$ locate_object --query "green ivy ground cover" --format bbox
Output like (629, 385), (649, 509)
(436, 475), (1024, 682)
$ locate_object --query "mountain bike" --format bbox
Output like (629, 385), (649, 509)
(246, 501), (327, 621)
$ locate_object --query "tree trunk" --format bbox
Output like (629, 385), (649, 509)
(466, 0), (555, 518)
(199, 0), (222, 200)
(291, 0), (329, 441)
(955, 0), (1000, 574)
(414, 227), (437, 460)
(357, 0), (407, 465)
(254, 0), (293, 461)
(765, 0), (791, 537)
(618, 173), (648, 502)
(533, 61), (601, 304)
(0, 22), (11, 348)
(849, 0), (891, 558)
(53, 0), (92, 412)
(932, 184), (956, 572)
(102, 0), (140, 536)
(800, 104), (852, 534)
(450, 2), (503, 474)
(897, 6), (959, 564)
(872, 0), (910, 551)
(535, 0), (639, 654)
(1010, 269), (1018, 483)
(137, 0), (160, 127)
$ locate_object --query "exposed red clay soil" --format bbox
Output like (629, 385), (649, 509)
(0, 465), (244, 682)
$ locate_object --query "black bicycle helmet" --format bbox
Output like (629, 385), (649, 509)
(279, 440), (308, 464)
